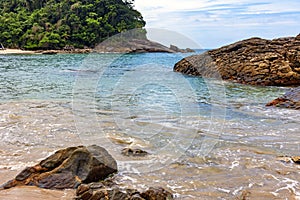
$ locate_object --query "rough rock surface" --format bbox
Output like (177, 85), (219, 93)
(266, 87), (300, 109)
(75, 180), (173, 200)
(174, 34), (300, 86)
(0, 145), (117, 190)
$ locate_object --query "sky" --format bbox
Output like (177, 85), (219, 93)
(134, 0), (300, 48)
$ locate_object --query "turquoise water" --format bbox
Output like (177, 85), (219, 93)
(1, 52), (300, 199)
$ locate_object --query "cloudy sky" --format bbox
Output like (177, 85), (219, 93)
(134, 0), (300, 48)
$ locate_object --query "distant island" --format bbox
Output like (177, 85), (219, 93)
(0, 0), (145, 50)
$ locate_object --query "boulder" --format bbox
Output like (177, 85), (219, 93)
(75, 181), (173, 200)
(174, 34), (300, 86)
(0, 145), (117, 190)
(266, 87), (300, 109)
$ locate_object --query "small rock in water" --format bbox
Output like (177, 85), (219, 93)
(277, 156), (300, 164)
(291, 156), (300, 164)
(121, 148), (148, 157)
(266, 87), (300, 109)
(0, 145), (117, 190)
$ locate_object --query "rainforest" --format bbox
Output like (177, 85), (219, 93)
(0, 0), (145, 49)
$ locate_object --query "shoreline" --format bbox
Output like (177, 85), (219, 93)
(0, 48), (93, 55)
(0, 49), (37, 55)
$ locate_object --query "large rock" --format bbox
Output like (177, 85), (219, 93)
(0, 145), (117, 190)
(75, 180), (174, 200)
(94, 30), (193, 53)
(266, 87), (300, 109)
(174, 34), (300, 86)
(95, 38), (185, 53)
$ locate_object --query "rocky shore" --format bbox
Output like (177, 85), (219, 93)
(174, 34), (300, 86)
(0, 39), (193, 55)
(0, 145), (173, 200)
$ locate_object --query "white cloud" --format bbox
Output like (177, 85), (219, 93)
(134, 0), (300, 48)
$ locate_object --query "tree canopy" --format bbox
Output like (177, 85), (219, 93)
(0, 0), (146, 49)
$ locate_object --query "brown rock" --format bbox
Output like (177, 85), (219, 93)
(291, 156), (300, 164)
(174, 34), (300, 86)
(121, 148), (148, 157)
(141, 187), (173, 200)
(277, 156), (300, 164)
(0, 145), (117, 190)
(75, 182), (174, 200)
(266, 86), (300, 109)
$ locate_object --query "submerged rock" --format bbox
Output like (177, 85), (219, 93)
(277, 156), (300, 164)
(121, 148), (148, 157)
(174, 34), (300, 86)
(0, 145), (117, 190)
(266, 87), (300, 109)
(75, 181), (173, 200)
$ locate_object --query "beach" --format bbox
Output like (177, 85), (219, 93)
(0, 49), (36, 55)
(1, 52), (300, 199)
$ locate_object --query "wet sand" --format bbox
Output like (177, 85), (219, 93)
(0, 186), (75, 200)
(1, 100), (300, 199)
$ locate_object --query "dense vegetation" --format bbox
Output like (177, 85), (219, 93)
(0, 0), (146, 49)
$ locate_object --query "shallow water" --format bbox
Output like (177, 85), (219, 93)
(0, 53), (299, 199)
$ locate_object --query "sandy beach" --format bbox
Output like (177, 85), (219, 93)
(0, 49), (36, 55)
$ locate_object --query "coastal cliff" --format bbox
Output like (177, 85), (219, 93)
(174, 34), (300, 86)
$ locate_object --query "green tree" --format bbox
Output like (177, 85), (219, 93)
(0, 0), (146, 49)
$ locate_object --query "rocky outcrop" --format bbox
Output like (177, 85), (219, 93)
(93, 30), (194, 53)
(95, 38), (192, 53)
(75, 181), (173, 200)
(0, 145), (117, 190)
(266, 87), (300, 109)
(174, 34), (300, 86)
(170, 44), (195, 53)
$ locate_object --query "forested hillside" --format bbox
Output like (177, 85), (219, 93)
(0, 0), (145, 49)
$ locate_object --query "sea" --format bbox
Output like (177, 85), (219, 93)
(0, 51), (299, 199)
